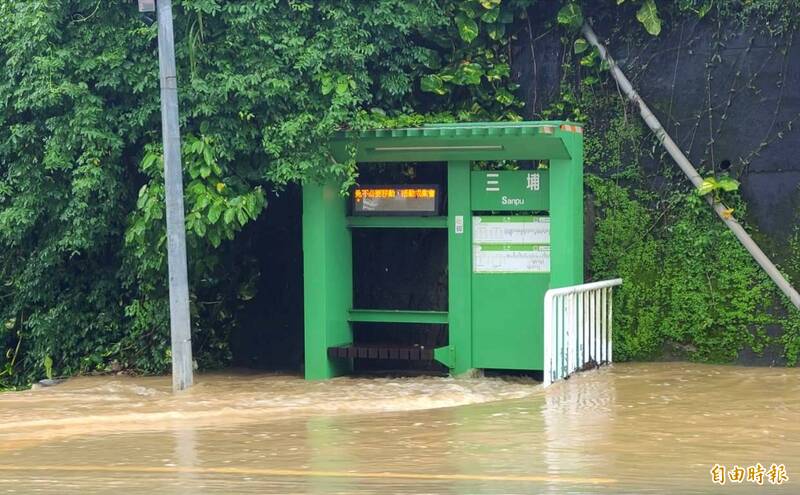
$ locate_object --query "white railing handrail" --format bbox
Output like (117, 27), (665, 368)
(543, 278), (622, 387)
(543, 278), (623, 300)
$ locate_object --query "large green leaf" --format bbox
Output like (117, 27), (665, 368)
(486, 63), (510, 81)
(487, 23), (505, 40)
(194, 220), (207, 237)
(697, 177), (718, 196)
(636, 0), (662, 36)
(455, 13), (479, 43)
(556, 2), (583, 30)
(495, 89), (514, 106)
(696, 2), (713, 18)
(420, 74), (447, 95)
(320, 74), (334, 95)
(458, 3), (479, 18)
(580, 50), (598, 67)
(455, 62), (484, 85)
(195, 193), (211, 211)
(418, 49), (441, 70)
(43, 356), (53, 380)
(717, 176), (740, 192)
(207, 201), (224, 224)
(480, 9), (499, 23)
(223, 208), (237, 225)
(573, 38), (588, 54)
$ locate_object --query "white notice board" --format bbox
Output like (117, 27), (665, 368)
(472, 216), (549, 244)
(472, 245), (550, 273)
(472, 216), (550, 274)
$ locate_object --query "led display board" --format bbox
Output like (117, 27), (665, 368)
(352, 185), (440, 216)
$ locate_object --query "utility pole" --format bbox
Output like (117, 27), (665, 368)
(140, 0), (194, 391)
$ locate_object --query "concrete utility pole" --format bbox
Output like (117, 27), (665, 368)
(143, 0), (194, 390)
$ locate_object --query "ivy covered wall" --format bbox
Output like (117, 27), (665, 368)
(514, 1), (800, 364)
(0, 0), (534, 386)
(2, 0), (799, 387)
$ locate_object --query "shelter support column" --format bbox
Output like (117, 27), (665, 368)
(302, 179), (353, 379)
(444, 161), (474, 375)
(549, 133), (584, 289)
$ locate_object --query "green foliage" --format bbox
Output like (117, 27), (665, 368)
(636, 0), (662, 36)
(455, 13), (479, 43)
(780, 231), (800, 364)
(546, 2), (800, 365)
(557, 3), (583, 30)
(678, 0), (713, 19)
(43, 355), (53, 380)
(414, 0), (532, 118)
(697, 176), (740, 197)
(0, 0), (145, 386)
(717, 0), (800, 35)
(576, 92), (795, 364)
(128, 135), (266, 255)
(582, 100), (646, 180)
(0, 0), (529, 387)
(556, 0), (662, 36)
(588, 177), (775, 363)
(559, 0), (800, 38)
(781, 300), (800, 365)
(420, 75), (447, 96)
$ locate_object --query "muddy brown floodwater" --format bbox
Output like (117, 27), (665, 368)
(0, 362), (798, 494)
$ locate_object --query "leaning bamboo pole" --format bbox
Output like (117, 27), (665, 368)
(581, 23), (800, 309)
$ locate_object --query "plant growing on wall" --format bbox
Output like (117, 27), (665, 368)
(550, 0), (800, 364)
(0, 0), (531, 387)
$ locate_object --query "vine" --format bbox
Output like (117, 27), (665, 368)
(549, 2), (800, 364)
(0, 0), (533, 387)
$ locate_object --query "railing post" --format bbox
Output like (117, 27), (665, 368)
(594, 289), (599, 362)
(601, 287), (607, 363)
(608, 287), (614, 363)
(543, 292), (553, 387)
(581, 292), (591, 363)
(556, 296), (563, 380)
(588, 292), (592, 362)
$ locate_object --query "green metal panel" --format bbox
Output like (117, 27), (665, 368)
(472, 273), (549, 370)
(347, 216), (447, 229)
(444, 161), (473, 375)
(339, 121), (568, 139)
(549, 132), (584, 289)
(423, 121), (582, 129)
(471, 171), (549, 211)
(470, 214), (551, 370)
(348, 309), (448, 325)
(330, 122), (579, 163)
(334, 136), (569, 163)
(302, 179), (353, 380)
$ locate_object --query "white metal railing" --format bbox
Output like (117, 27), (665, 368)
(543, 278), (623, 387)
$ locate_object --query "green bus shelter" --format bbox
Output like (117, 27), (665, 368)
(302, 121), (584, 380)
